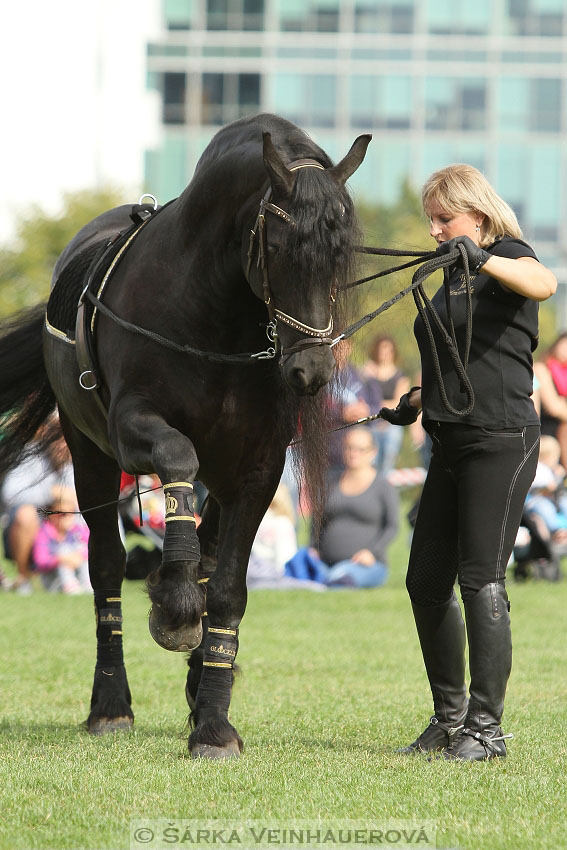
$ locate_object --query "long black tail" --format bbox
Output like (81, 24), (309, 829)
(0, 304), (58, 473)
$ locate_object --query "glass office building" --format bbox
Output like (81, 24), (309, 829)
(145, 0), (567, 286)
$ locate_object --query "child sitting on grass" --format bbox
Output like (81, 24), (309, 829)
(32, 485), (91, 594)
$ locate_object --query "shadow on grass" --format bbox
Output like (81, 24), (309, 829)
(231, 732), (395, 757)
(0, 717), (192, 741)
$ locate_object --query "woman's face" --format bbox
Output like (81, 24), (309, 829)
(343, 430), (376, 470)
(552, 337), (567, 364)
(427, 201), (483, 246)
(375, 339), (395, 364)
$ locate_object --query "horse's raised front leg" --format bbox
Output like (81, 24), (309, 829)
(188, 468), (282, 759)
(59, 413), (133, 735)
(110, 404), (206, 653)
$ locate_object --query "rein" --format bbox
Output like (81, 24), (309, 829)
(78, 179), (475, 414)
(332, 244), (474, 417)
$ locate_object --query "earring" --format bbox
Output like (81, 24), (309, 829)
(475, 224), (481, 232)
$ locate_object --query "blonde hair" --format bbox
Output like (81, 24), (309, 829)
(539, 435), (561, 468)
(422, 164), (523, 248)
(269, 483), (295, 523)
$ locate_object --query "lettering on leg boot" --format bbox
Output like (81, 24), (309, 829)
(162, 482), (200, 563)
(189, 627), (242, 758)
(198, 627), (239, 712)
(94, 590), (124, 670)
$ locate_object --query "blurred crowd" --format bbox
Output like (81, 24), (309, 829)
(2, 331), (567, 594)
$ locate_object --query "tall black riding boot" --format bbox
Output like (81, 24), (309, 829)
(443, 582), (512, 761)
(399, 592), (468, 754)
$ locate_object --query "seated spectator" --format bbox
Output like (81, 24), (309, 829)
(119, 473), (165, 580)
(534, 356), (567, 468)
(361, 334), (409, 474)
(1, 432), (73, 594)
(525, 435), (567, 543)
(286, 427), (399, 588)
(545, 332), (567, 397)
(327, 338), (382, 474)
(32, 485), (91, 594)
(247, 484), (324, 589)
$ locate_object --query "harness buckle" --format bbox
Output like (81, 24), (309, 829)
(138, 194), (158, 210)
(79, 370), (100, 390)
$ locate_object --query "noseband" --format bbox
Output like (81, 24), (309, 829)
(245, 159), (337, 360)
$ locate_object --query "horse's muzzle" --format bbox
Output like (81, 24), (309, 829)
(282, 346), (335, 395)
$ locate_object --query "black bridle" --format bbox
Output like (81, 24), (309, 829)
(244, 158), (337, 360)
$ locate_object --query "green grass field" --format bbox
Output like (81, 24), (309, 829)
(1, 530), (566, 850)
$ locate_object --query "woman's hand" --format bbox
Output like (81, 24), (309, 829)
(436, 235), (490, 272)
(351, 549), (376, 566)
(379, 387), (421, 426)
(438, 236), (557, 301)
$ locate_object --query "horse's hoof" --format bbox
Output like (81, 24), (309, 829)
(190, 741), (241, 760)
(149, 606), (203, 651)
(88, 716), (133, 735)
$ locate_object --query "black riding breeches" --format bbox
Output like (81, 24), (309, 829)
(407, 422), (540, 605)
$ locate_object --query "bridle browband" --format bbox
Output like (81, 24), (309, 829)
(245, 158), (337, 359)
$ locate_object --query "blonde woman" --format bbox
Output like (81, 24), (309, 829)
(380, 164), (557, 761)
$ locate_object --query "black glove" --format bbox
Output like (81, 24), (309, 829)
(436, 235), (490, 273)
(379, 387), (421, 426)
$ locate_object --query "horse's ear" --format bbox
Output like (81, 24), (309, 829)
(263, 132), (296, 197)
(329, 134), (372, 186)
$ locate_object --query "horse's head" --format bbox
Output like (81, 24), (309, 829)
(244, 131), (371, 396)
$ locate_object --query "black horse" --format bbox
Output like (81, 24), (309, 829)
(0, 114), (369, 758)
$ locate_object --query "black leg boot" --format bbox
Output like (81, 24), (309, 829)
(399, 592), (468, 754)
(443, 583), (512, 761)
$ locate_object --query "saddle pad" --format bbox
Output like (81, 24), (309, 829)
(46, 240), (109, 340)
(46, 203), (166, 344)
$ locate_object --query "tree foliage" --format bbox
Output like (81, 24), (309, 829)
(0, 188), (124, 318)
(352, 179), (438, 378)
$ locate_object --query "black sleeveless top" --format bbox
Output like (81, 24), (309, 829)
(414, 237), (540, 428)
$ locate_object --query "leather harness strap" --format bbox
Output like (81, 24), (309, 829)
(74, 204), (164, 420)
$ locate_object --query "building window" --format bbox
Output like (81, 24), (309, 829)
(532, 79), (562, 132)
(272, 74), (337, 128)
(426, 0), (491, 34)
(164, 0), (194, 30)
(497, 143), (560, 241)
(206, 0), (264, 31)
(506, 0), (565, 36)
(163, 72), (186, 125)
(201, 73), (261, 124)
(277, 0), (340, 33)
(422, 142), (487, 182)
(499, 77), (562, 132)
(350, 75), (412, 129)
(425, 78), (487, 131)
(354, 1), (415, 34)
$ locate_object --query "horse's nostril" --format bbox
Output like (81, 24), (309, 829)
(292, 367), (308, 387)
